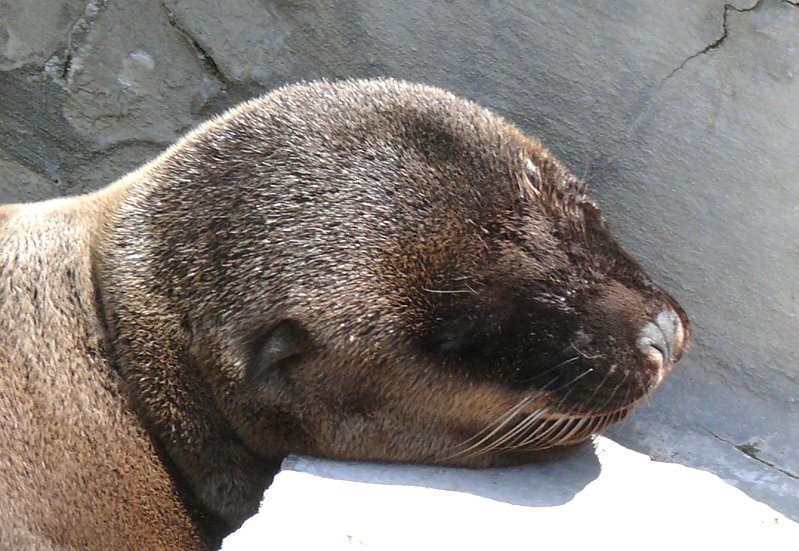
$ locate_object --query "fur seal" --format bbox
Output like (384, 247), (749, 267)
(0, 78), (690, 549)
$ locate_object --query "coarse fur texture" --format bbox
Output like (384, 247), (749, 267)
(0, 78), (690, 549)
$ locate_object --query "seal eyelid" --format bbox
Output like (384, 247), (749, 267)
(246, 319), (311, 382)
(423, 311), (518, 360)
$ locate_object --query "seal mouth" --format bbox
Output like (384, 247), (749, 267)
(439, 405), (630, 463)
(505, 408), (630, 451)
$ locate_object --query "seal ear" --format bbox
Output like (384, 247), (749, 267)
(247, 320), (311, 382)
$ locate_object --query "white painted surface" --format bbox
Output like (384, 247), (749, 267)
(222, 436), (799, 550)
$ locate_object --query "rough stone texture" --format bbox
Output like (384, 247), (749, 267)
(0, 151), (60, 202)
(1, 0), (797, 521)
(62, 0), (223, 148)
(0, 0), (86, 70)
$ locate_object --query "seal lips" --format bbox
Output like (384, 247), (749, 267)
(438, 401), (631, 463)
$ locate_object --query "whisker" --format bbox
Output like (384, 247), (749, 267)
(594, 371), (629, 413)
(569, 340), (603, 360)
(422, 287), (477, 295)
(554, 417), (586, 444)
(616, 384), (634, 417)
(485, 404), (551, 452)
(509, 369), (596, 450)
(516, 418), (567, 450)
(437, 393), (537, 461)
(514, 354), (579, 385)
(492, 378), (581, 451)
(469, 368), (594, 457)
(446, 361), (588, 458)
(487, 366), (596, 452)
(577, 365), (614, 413)
(444, 369), (581, 462)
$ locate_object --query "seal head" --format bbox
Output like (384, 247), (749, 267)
(97, 79), (690, 529)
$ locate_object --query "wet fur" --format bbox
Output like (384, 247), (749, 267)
(0, 79), (689, 549)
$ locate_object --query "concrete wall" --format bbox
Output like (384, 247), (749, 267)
(2, 0), (797, 519)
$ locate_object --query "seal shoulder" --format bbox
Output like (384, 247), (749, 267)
(0, 202), (204, 549)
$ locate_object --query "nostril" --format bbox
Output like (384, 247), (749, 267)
(648, 338), (667, 358)
(637, 309), (682, 363)
(637, 322), (669, 362)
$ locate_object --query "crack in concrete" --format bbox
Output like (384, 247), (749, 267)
(158, 0), (230, 87)
(156, 1), (266, 117)
(706, 430), (799, 481)
(661, 0), (765, 83)
(660, 0), (798, 83)
(585, 0), (789, 184)
(47, 0), (108, 87)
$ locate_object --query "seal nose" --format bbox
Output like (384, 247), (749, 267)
(637, 309), (680, 363)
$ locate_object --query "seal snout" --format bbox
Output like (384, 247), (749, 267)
(636, 309), (682, 367)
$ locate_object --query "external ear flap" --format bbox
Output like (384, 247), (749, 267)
(247, 320), (311, 382)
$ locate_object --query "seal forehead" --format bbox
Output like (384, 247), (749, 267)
(515, 146), (596, 221)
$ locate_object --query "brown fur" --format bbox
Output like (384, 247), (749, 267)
(0, 79), (689, 549)
(0, 199), (204, 549)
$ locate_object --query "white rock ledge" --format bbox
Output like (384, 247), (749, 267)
(222, 436), (799, 550)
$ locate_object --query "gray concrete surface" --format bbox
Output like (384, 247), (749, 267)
(1, 0), (797, 520)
